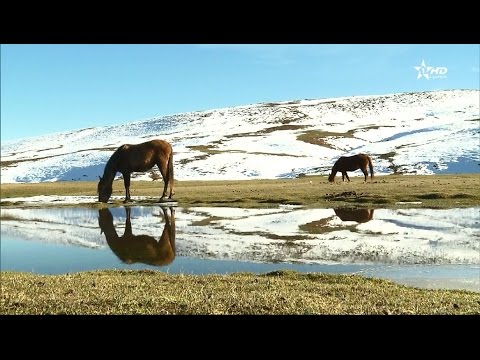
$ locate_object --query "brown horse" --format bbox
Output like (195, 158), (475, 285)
(98, 207), (176, 267)
(334, 208), (374, 223)
(328, 154), (374, 182)
(97, 139), (174, 203)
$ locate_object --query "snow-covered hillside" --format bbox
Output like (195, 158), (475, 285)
(1, 89), (479, 183)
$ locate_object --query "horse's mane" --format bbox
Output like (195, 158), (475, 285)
(103, 147), (122, 177)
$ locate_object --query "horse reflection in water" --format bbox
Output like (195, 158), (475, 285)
(334, 208), (374, 223)
(98, 207), (176, 266)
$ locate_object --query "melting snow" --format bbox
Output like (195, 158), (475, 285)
(1, 90), (479, 183)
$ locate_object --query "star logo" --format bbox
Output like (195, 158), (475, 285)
(414, 59), (432, 80)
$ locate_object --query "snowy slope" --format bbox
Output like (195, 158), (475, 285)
(1, 89), (479, 183)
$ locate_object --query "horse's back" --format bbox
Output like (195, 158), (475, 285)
(348, 154), (369, 161)
(119, 139), (171, 152)
(338, 154), (369, 166)
(336, 156), (360, 171)
(150, 139), (172, 149)
(122, 139), (172, 158)
(357, 153), (370, 161)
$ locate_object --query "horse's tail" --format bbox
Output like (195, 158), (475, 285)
(167, 147), (175, 196)
(368, 155), (374, 179)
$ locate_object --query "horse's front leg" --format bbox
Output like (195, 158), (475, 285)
(124, 207), (133, 236)
(344, 172), (350, 182)
(123, 173), (131, 203)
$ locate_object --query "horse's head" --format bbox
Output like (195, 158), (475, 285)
(97, 176), (112, 203)
(328, 172), (335, 182)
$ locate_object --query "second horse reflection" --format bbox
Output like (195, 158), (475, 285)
(334, 208), (374, 223)
(98, 207), (176, 267)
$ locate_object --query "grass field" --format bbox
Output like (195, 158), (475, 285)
(2, 270), (479, 315)
(1, 174), (479, 314)
(1, 174), (479, 209)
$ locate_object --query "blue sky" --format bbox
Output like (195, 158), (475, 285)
(1, 44), (479, 142)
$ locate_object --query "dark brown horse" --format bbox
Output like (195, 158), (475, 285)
(328, 154), (374, 182)
(97, 139), (174, 203)
(334, 208), (374, 223)
(98, 207), (176, 267)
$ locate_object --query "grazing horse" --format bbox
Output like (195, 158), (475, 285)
(98, 207), (176, 267)
(328, 154), (374, 182)
(97, 139), (174, 203)
(334, 208), (374, 223)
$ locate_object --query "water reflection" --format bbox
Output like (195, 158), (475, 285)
(1, 206), (479, 291)
(299, 208), (374, 235)
(334, 208), (374, 223)
(98, 207), (176, 267)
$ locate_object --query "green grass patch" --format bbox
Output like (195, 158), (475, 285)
(2, 270), (478, 315)
(450, 193), (475, 199)
(187, 145), (223, 155)
(417, 193), (447, 199)
(1, 174), (479, 209)
(297, 130), (356, 149)
(378, 152), (396, 161)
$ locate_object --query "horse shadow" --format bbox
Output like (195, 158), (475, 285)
(334, 208), (374, 223)
(98, 206), (176, 267)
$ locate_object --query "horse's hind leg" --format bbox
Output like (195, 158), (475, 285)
(362, 168), (368, 182)
(157, 162), (169, 200)
(124, 207), (133, 235)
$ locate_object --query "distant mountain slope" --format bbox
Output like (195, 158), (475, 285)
(1, 89), (479, 183)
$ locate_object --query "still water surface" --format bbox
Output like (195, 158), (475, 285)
(1, 206), (479, 292)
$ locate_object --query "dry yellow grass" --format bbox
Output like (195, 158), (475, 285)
(2, 175), (479, 315)
(2, 270), (479, 315)
(1, 174), (479, 209)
